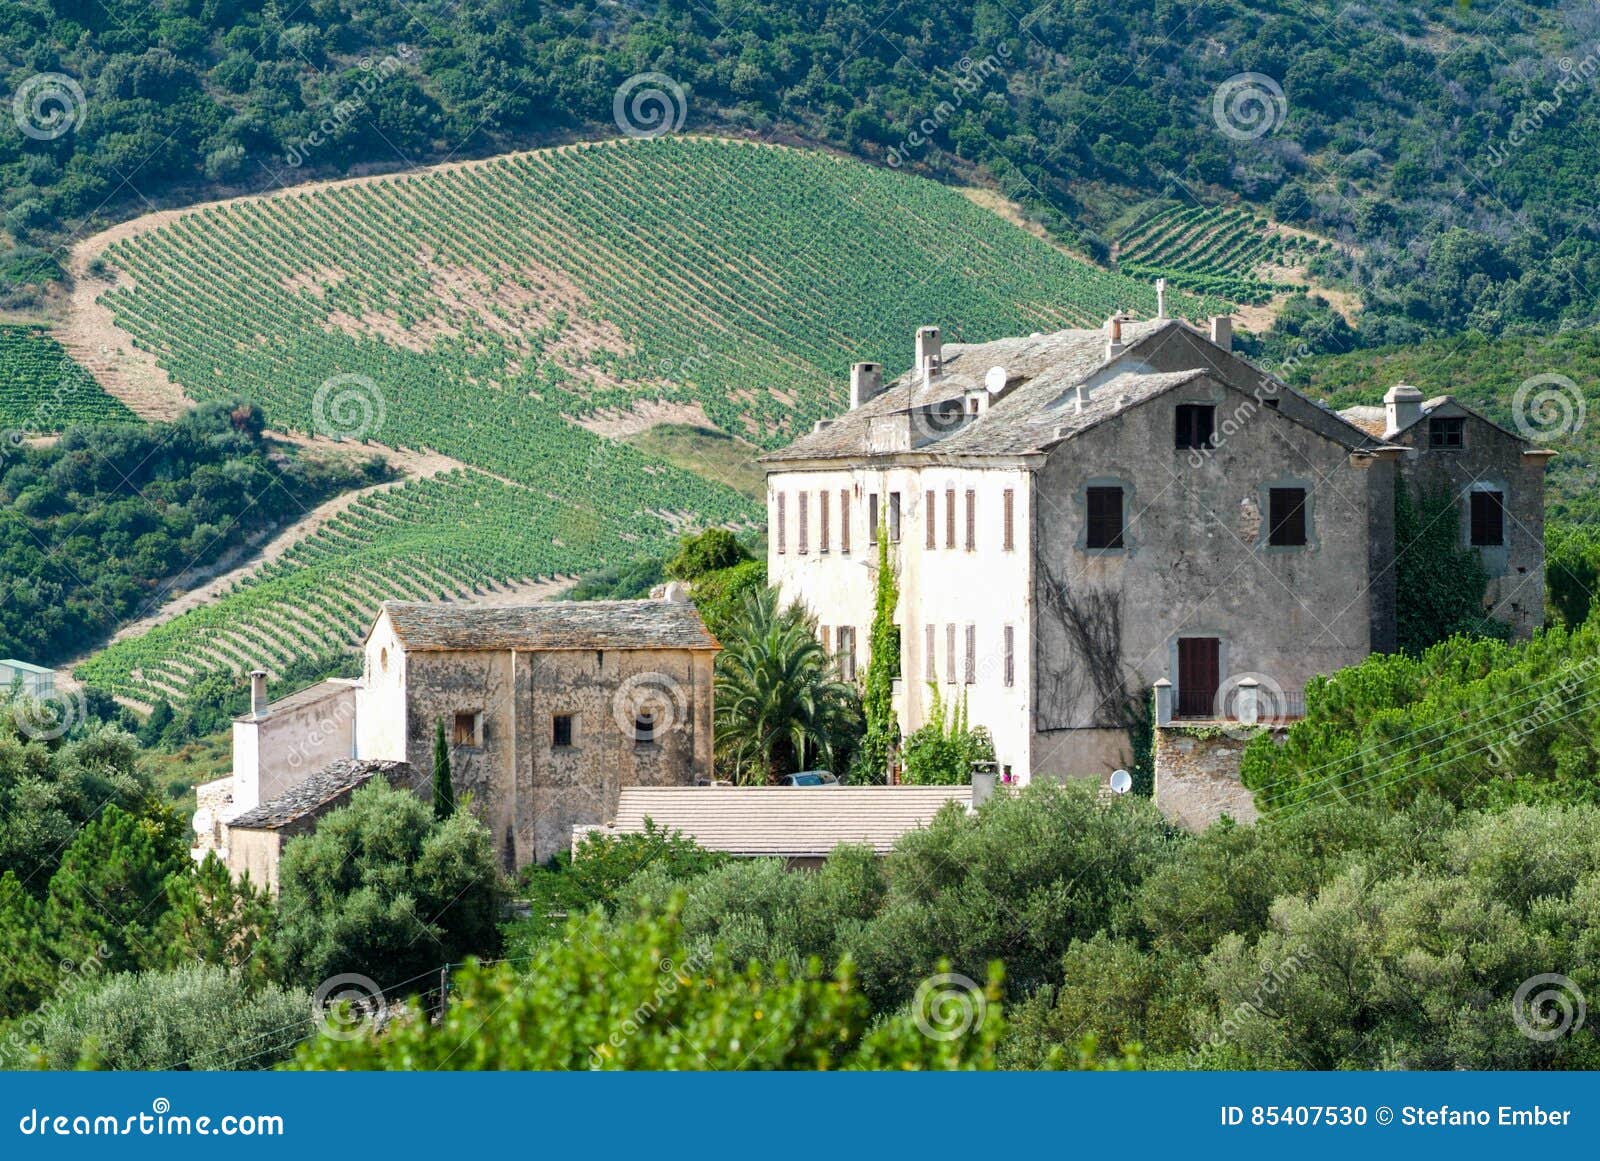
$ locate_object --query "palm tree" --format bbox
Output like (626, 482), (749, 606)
(713, 587), (863, 784)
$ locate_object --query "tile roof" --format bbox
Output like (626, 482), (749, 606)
(233, 679), (354, 723)
(228, 759), (417, 830)
(378, 598), (718, 652)
(607, 785), (970, 858)
(1338, 405), (1388, 438)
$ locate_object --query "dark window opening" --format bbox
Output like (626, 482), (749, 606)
(1267, 487), (1308, 547)
(868, 493), (879, 542)
(1263, 397), (1280, 410)
(453, 711), (480, 747)
(1177, 638), (1221, 718)
(634, 709), (657, 745)
(888, 492), (902, 542)
(1430, 417), (1465, 448)
(552, 714), (573, 748)
(1086, 486), (1125, 550)
(1470, 490), (1505, 547)
(1175, 404), (1215, 450)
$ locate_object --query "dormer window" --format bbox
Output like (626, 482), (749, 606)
(1429, 417), (1465, 449)
(1175, 404), (1215, 450)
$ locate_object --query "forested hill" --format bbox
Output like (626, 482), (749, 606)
(4, 1), (1600, 347)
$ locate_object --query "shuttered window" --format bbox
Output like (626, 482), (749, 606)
(925, 624), (936, 681)
(798, 491), (809, 554)
(946, 624), (956, 684)
(1267, 487), (1307, 547)
(945, 488), (956, 548)
(1086, 486), (1124, 550)
(840, 490), (851, 555)
(1003, 488), (1015, 551)
(965, 489), (976, 550)
(1470, 490), (1505, 546)
(964, 624), (976, 683)
(888, 492), (902, 543)
(1004, 624), (1015, 687)
(925, 490), (936, 548)
(819, 490), (830, 554)
(776, 492), (786, 553)
(868, 493), (879, 543)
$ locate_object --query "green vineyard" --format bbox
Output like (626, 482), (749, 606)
(1115, 203), (1332, 305)
(0, 324), (137, 431)
(83, 137), (1229, 702)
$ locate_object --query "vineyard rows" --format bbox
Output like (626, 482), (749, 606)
(1115, 203), (1332, 305)
(0, 325), (137, 431)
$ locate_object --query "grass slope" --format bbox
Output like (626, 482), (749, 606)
(87, 138), (1213, 701)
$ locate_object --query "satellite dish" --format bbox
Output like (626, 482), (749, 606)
(984, 365), (1008, 394)
(1109, 769), (1133, 795)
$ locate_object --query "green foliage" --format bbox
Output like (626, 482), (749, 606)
(431, 721), (455, 820)
(855, 520), (901, 784)
(502, 821), (728, 955)
(43, 804), (187, 975)
(1546, 521), (1600, 629)
(1241, 619), (1600, 812)
(289, 900), (1003, 1071)
(155, 853), (275, 983)
(0, 872), (53, 1019)
(0, 326), (135, 430)
(1116, 204), (1321, 305)
(900, 684), (995, 785)
(0, 402), (379, 667)
(271, 780), (502, 991)
(713, 587), (863, 783)
(11, 964), (309, 1071)
(689, 558), (767, 643)
(665, 528), (751, 582)
(1394, 482), (1503, 653)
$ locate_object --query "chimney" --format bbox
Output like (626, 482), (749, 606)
(1155, 278), (1167, 320)
(849, 362), (883, 409)
(1209, 315), (1233, 351)
(1105, 313), (1125, 360)
(249, 669), (269, 719)
(915, 326), (942, 381)
(1384, 384), (1424, 436)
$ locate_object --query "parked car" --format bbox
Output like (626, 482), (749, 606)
(779, 770), (840, 787)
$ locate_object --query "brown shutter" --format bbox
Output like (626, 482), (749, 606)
(945, 488), (955, 548)
(925, 490), (936, 549)
(840, 490), (851, 554)
(777, 492), (786, 553)
(946, 624), (956, 684)
(964, 624), (976, 683)
(925, 623), (936, 681)
(1003, 488), (1015, 551)
(1004, 624), (1014, 687)
(965, 489), (976, 550)
(798, 491), (809, 554)
(820, 489), (830, 553)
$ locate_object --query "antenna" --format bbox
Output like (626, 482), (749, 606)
(1109, 769), (1133, 795)
(984, 365), (1008, 394)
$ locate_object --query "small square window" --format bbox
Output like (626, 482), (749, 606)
(1470, 490), (1505, 547)
(1430, 417), (1465, 448)
(1175, 404), (1215, 450)
(1086, 486), (1124, 549)
(453, 711), (481, 748)
(1268, 487), (1308, 547)
(552, 714), (573, 748)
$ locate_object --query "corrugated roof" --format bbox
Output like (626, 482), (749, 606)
(228, 759), (417, 830)
(379, 599), (718, 652)
(607, 785), (970, 857)
(0, 659), (54, 674)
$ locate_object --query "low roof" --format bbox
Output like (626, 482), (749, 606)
(1337, 394), (1531, 444)
(607, 785), (970, 858)
(0, 659), (53, 674)
(228, 759), (416, 831)
(376, 599), (718, 653)
(232, 679), (354, 724)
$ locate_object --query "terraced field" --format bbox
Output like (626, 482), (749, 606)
(0, 324), (137, 431)
(1115, 204), (1331, 305)
(80, 137), (1228, 702)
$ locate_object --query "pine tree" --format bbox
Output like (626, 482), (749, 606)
(0, 871), (53, 1019)
(433, 720), (456, 819)
(855, 513), (901, 783)
(157, 852), (275, 981)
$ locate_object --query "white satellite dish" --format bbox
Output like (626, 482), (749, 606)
(1109, 769), (1133, 795)
(984, 365), (1008, 394)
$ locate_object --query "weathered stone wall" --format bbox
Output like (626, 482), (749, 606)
(227, 828), (283, 894)
(1153, 725), (1264, 830)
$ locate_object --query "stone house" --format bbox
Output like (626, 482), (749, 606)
(763, 313), (1548, 786)
(195, 591), (718, 882)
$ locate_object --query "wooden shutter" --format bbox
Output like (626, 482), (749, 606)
(798, 491), (809, 554)
(1003, 624), (1014, 687)
(1003, 488), (1015, 551)
(1086, 487), (1124, 549)
(925, 624), (936, 681)
(964, 624), (976, 683)
(776, 491), (786, 553)
(840, 490), (851, 554)
(819, 489), (830, 553)
(945, 488), (955, 548)
(965, 489), (976, 550)
(925, 490), (936, 548)
(946, 624), (956, 684)
(1268, 487), (1307, 547)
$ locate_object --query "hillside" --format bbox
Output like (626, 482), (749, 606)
(3, 2), (1597, 348)
(0, 324), (135, 431)
(1293, 330), (1600, 522)
(75, 137), (1209, 705)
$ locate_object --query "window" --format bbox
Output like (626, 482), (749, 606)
(819, 490), (830, 554)
(888, 492), (902, 543)
(1470, 489), (1505, 546)
(634, 709), (657, 745)
(868, 493), (879, 543)
(964, 489), (976, 550)
(1003, 489), (1015, 551)
(776, 492), (786, 553)
(798, 491), (809, 555)
(840, 490), (851, 555)
(925, 624), (936, 681)
(1085, 486), (1125, 550)
(946, 624), (956, 684)
(1175, 404), (1215, 450)
(1003, 625), (1015, 688)
(1267, 487), (1308, 547)
(1263, 397), (1280, 411)
(551, 714), (573, 748)
(925, 490), (936, 548)
(1430, 417), (1465, 448)
(837, 626), (857, 681)
(820, 625), (830, 653)
(453, 711), (481, 748)
(945, 488), (956, 548)
(964, 624), (976, 684)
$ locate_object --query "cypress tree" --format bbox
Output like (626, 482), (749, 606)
(856, 513), (901, 783)
(432, 720), (456, 819)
